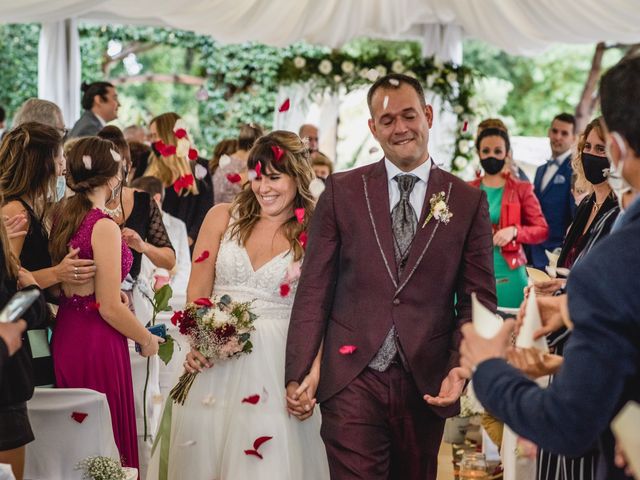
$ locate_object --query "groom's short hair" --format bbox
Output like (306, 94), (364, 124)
(367, 73), (426, 115)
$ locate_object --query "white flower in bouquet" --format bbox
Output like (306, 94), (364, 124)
(76, 456), (125, 480)
(458, 140), (470, 154)
(341, 60), (355, 74)
(318, 59), (333, 75)
(212, 308), (232, 327)
(405, 70), (417, 79)
(454, 156), (468, 169)
(375, 65), (387, 77)
(333, 74), (342, 83)
(447, 72), (458, 84)
(293, 56), (306, 69)
(391, 60), (405, 74)
(453, 105), (464, 115)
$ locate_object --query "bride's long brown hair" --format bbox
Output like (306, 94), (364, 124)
(228, 131), (315, 262)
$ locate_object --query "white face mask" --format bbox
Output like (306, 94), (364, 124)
(606, 132), (631, 211)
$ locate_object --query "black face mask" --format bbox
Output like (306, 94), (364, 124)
(480, 157), (505, 175)
(581, 152), (610, 185)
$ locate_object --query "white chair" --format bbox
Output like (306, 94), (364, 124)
(24, 388), (121, 480)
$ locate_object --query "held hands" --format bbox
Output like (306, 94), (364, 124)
(286, 369), (320, 421)
(56, 247), (96, 285)
(139, 333), (164, 357)
(493, 226), (516, 247)
(0, 319), (27, 356)
(423, 367), (467, 407)
(121, 228), (147, 253)
(184, 347), (213, 373)
(460, 320), (515, 379)
(3, 213), (27, 239)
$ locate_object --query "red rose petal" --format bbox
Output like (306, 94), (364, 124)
(170, 311), (183, 326)
(294, 208), (305, 224)
(154, 140), (167, 156)
(339, 345), (357, 355)
(194, 250), (210, 263)
(193, 297), (214, 307)
(188, 148), (198, 160)
(254, 161), (262, 179)
(278, 98), (290, 112)
(242, 394), (260, 405)
(253, 436), (273, 450)
(279, 283), (291, 297)
(88, 302), (100, 311)
(270, 145), (284, 162)
(226, 173), (242, 184)
(461, 120), (468, 133)
(298, 231), (308, 249)
(71, 411), (88, 423)
(244, 449), (263, 460)
(164, 145), (177, 156)
(174, 128), (188, 139)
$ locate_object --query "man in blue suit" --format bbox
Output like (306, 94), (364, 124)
(530, 113), (577, 268)
(459, 56), (640, 480)
(69, 81), (120, 138)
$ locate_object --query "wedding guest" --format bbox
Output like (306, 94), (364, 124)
(11, 98), (67, 138)
(531, 113), (577, 269)
(476, 118), (529, 182)
(50, 136), (163, 470)
(208, 138), (237, 175)
(311, 151), (333, 180)
(212, 123), (263, 204)
(147, 131), (329, 479)
(128, 141), (151, 183)
(123, 124), (147, 144)
(0, 123), (95, 386)
(145, 112), (214, 247)
(460, 56), (640, 480)
(299, 123), (319, 153)
(68, 81), (120, 138)
(0, 208), (47, 480)
(469, 126), (548, 307)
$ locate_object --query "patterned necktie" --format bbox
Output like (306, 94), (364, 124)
(368, 174), (419, 372)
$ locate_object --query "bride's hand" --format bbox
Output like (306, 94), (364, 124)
(184, 348), (212, 373)
(286, 369), (319, 421)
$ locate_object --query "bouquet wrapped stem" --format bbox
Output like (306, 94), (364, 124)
(169, 371), (198, 405)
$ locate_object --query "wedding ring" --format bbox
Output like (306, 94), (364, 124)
(74, 273), (78, 280)
(74, 267), (78, 274)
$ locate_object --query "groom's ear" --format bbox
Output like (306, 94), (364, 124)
(368, 117), (378, 139)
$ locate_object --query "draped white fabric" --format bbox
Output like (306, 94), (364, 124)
(3, 0), (640, 54)
(38, 18), (81, 127)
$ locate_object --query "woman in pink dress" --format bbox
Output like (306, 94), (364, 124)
(50, 137), (163, 469)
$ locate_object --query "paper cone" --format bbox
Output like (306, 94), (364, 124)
(611, 401), (640, 476)
(472, 292), (503, 339)
(545, 249), (560, 268)
(526, 267), (551, 283)
(516, 288), (548, 352)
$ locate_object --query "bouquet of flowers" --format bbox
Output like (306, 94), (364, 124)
(75, 456), (126, 480)
(169, 294), (257, 404)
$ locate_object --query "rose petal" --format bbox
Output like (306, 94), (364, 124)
(294, 208), (305, 224)
(193, 297), (214, 307)
(248, 169), (258, 181)
(226, 173), (242, 184)
(254, 161), (262, 179)
(164, 145), (177, 156)
(388, 78), (400, 86)
(298, 231), (308, 249)
(309, 178), (326, 198)
(339, 345), (357, 355)
(383, 95), (389, 110)
(71, 411), (88, 423)
(201, 394), (216, 406)
(219, 154), (232, 168)
(110, 149), (121, 162)
(278, 98), (290, 112)
(253, 435), (273, 451)
(170, 311), (183, 325)
(279, 283), (291, 297)
(244, 449), (263, 460)
(461, 120), (468, 133)
(242, 394), (260, 405)
(179, 440), (197, 447)
(194, 250), (210, 263)
(174, 128), (188, 139)
(188, 148), (199, 161)
(82, 155), (92, 170)
(271, 145), (284, 162)
(194, 163), (207, 180)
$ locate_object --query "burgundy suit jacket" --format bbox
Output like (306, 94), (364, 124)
(285, 159), (496, 418)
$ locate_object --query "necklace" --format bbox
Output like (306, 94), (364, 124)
(103, 203), (123, 219)
(592, 199), (605, 212)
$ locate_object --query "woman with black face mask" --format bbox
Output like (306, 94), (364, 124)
(469, 126), (549, 308)
(555, 117), (619, 270)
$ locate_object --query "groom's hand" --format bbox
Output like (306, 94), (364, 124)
(286, 381), (316, 421)
(423, 367), (467, 407)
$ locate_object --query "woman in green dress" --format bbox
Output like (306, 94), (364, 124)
(469, 126), (549, 308)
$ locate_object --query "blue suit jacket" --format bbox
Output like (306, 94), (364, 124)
(69, 110), (103, 138)
(472, 198), (640, 480)
(530, 155), (574, 268)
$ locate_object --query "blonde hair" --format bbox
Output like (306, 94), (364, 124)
(311, 151), (333, 174)
(572, 117), (605, 194)
(144, 112), (198, 195)
(229, 131), (315, 262)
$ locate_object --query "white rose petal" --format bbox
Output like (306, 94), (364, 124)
(309, 178), (326, 198)
(202, 394), (216, 406)
(293, 56), (306, 69)
(247, 169), (258, 181)
(179, 440), (197, 447)
(388, 78), (400, 86)
(195, 163), (208, 180)
(219, 154), (232, 168)
(319, 59), (333, 75)
(383, 95), (389, 110)
(391, 60), (405, 74)
(110, 149), (121, 162)
(82, 155), (92, 170)
(176, 138), (190, 158)
(341, 60), (354, 74)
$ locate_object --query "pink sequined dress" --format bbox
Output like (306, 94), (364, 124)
(52, 209), (138, 469)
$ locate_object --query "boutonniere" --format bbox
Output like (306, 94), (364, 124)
(422, 191), (453, 228)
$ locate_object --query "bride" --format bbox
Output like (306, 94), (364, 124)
(146, 131), (329, 479)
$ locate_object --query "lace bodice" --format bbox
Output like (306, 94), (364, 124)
(214, 234), (298, 311)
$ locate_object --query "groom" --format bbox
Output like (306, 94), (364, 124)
(285, 73), (496, 479)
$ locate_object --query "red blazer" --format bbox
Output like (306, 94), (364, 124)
(469, 174), (548, 269)
(285, 161), (496, 418)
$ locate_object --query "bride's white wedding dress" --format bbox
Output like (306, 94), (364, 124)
(146, 235), (329, 479)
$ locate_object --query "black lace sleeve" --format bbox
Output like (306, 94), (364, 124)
(148, 198), (174, 251)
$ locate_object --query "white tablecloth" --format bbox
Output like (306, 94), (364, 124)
(24, 388), (120, 480)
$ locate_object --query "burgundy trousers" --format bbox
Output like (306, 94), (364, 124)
(320, 364), (445, 480)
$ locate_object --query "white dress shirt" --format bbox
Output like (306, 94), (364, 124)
(540, 149), (572, 191)
(384, 157), (432, 217)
